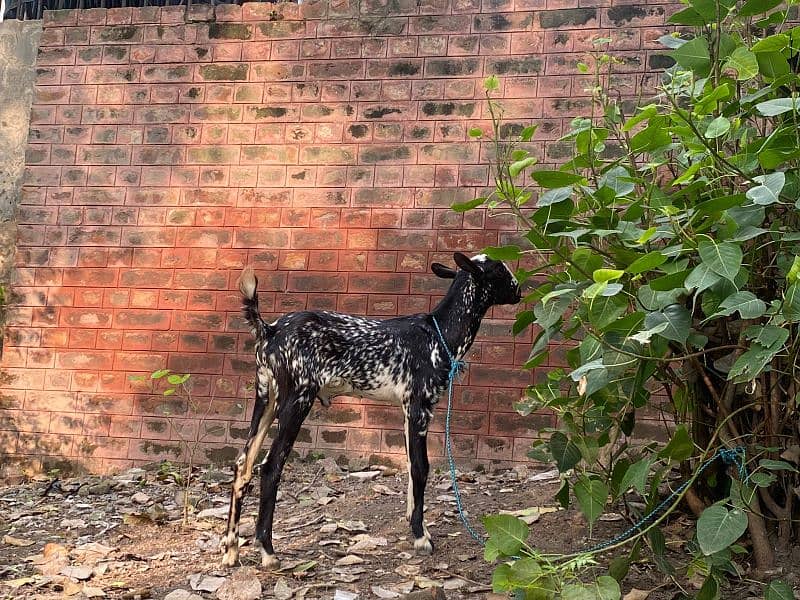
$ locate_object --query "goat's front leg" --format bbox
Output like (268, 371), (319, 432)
(221, 380), (276, 567)
(406, 401), (434, 555)
(255, 395), (312, 569)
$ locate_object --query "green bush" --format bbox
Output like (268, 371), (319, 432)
(462, 0), (800, 597)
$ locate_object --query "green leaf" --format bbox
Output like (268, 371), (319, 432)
(622, 104), (658, 131)
(619, 457), (651, 494)
(509, 157), (537, 178)
(705, 116), (730, 138)
(752, 33), (789, 52)
(668, 6), (706, 25)
(697, 505), (748, 555)
(608, 556), (630, 582)
(630, 126), (672, 154)
(508, 557), (544, 587)
(537, 186), (573, 207)
(698, 239), (742, 282)
(484, 75), (499, 91)
(561, 584), (597, 600)
(167, 373), (190, 386)
(658, 425), (695, 462)
(163, 388), (176, 396)
(746, 172), (785, 206)
(292, 560), (317, 574)
(520, 125), (537, 141)
(759, 459), (798, 472)
(739, 0), (783, 17)
(648, 270), (688, 292)
(764, 580), (794, 600)
(784, 283), (800, 321)
(787, 256), (800, 284)
(599, 166), (636, 196)
(490, 562), (511, 591)
(686, 263), (722, 293)
(756, 98), (800, 116)
(627, 252), (667, 275)
(574, 476), (608, 526)
(468, 127), (483, 138)
(729, 327), (789, 383)
(723, 47), (758, 80)
(715, 291), (767, 319)
(482, 514), (529, 556)
(550, 431), (582, 472)
(151, 369), (170, 379)
(531, 170), (584, 188)
(756, 52), (791, 78)
(644, 305), (692, 344)
(694, 194), (745, 215)
(452, 197), (485, 212)
(697, 576), (718, 600)
(484, 245), (523, 261)
(671, 37), (711, 76)
(593, 576), (621, 600)
(593, 268), (624, 283)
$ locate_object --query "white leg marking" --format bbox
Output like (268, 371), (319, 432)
(221, 379), (278, 567)
(259, 544), (281, 569)
(404, 410), (413, 521)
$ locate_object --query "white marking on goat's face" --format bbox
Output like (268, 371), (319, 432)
(504, 262), (519, 287)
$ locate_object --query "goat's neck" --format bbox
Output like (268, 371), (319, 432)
(431, 277), (490, 360)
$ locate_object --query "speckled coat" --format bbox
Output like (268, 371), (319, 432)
(221, 252), (521, 569)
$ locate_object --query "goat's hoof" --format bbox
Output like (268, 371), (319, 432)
(260, 551), (281, 570)
(413, 536), (434, 555)
(220, 548), (239, 567)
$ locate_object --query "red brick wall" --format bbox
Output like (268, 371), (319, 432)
(1, 0), (676, 475)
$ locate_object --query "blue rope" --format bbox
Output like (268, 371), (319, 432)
(431, 319), (750, 554)
(431, 316), (485, 544)
(584, 445), (748, 553)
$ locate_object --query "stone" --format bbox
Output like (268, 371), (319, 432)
(215, 567), (262, 600)
(61, 566), (92, 580)
(164, 590), (203, 600)
(188, 574), (226, 592)
(131, 492), (151, 505)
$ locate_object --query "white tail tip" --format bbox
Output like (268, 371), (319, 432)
(238, 267), (257, 299)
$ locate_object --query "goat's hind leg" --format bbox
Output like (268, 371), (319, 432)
(406, 400), (434, 555)
(221, 377), (277, 566)
(254, 392), (313, 569)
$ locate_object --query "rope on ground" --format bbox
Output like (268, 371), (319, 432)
(432, 313), (749, 554)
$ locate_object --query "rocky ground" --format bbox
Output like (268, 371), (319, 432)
(0, 457), (794, 600)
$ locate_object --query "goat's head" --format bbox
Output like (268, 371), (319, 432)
(431, 252), (522, 306)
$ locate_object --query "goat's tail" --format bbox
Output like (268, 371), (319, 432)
(238, 267), (274, 339)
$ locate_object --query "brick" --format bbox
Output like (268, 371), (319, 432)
(288, 272), (347, 293)
(349, 273), (408, 293)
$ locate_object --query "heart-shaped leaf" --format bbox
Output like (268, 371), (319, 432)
(698, 239), (743, 281)
(482, 515), (529, 556)
(697, 505), (748, 555)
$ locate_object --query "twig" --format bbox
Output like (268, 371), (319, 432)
(282, 513), (325, 532)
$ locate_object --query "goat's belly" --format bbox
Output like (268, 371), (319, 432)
(318, 377), (405, 404)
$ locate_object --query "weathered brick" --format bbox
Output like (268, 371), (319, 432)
(424, 57), (481, 77)
(538, 8), (597, 28)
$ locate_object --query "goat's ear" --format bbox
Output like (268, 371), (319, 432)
(453, 252), (483, 278)
(431, 262), (457, 279)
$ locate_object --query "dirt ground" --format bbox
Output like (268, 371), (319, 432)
(0, 457), (796, 600)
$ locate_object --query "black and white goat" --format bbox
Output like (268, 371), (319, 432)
(221, 252), (521, 568)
